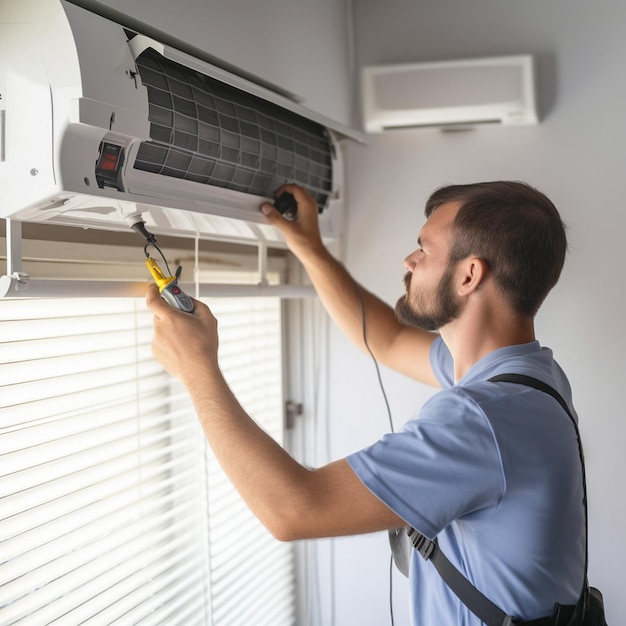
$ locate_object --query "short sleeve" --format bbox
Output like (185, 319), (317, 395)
(347, 388), (505, 539)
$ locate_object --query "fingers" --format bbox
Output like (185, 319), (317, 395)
(146, 283), (202, 319)
(260, 184), (317, 222)
(260, 184), (324, 259)
(260, 183), (323, 244)
(260, 200), (281, 224)
(145, 283), (168, 317)
(145, 283), (218, 381)
(276, 183), (317, 213)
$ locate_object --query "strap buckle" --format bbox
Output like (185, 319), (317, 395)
(406, 527), (436, 560)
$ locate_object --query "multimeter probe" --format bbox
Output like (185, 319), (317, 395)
(127, 215), (195, 313)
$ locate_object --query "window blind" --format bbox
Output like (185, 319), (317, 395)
(0, 296), (295, 625)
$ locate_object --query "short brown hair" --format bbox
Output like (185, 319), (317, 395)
(425, 181), (567, 317)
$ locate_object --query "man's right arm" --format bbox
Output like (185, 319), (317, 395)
(261, 184), (440, 387)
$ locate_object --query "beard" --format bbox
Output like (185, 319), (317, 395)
(395, 266), (462, 331)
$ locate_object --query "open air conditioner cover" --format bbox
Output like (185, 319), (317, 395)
(0, 0), (361, 245)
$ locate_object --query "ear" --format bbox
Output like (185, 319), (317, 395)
(456, 257), (489, 296)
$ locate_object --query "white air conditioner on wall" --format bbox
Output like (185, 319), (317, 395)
(361, 55), (538, 132)
(0, 0), (362, 247)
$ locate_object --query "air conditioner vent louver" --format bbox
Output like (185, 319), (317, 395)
(134, 48), (333, 207)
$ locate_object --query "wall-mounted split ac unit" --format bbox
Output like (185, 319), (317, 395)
(361, 55), (538, 132)
(0, 0), (362, 248)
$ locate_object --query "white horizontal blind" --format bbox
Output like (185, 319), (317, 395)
(206, 299), (295, 626)
(0, 297), (295, 625)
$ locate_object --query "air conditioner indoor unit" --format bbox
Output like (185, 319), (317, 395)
(0, 0), (362, 246)
(361, 55), (538, 132)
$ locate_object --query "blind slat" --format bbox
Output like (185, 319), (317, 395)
(6, 523), (207, 625)
(1, 456), (199, 551)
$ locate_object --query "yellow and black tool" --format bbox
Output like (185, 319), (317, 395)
(145, 256), (195, 313)
(127, 214), (195, 313)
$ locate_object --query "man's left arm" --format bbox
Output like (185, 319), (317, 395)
(147, 285), (405, 541)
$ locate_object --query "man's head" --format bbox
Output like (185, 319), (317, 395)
(396, 181), (568, 330)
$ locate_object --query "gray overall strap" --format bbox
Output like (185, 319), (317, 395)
(407, 373), (583, 626)
(407, 527), (518, 626)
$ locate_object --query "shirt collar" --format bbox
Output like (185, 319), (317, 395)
(457, 341), (542, 386)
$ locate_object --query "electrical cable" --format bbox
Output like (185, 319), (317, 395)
(389, 553), (396, 626)
(354, 281), (396, 626)
(355, 284), (395, 435)
(128, 217), (174, 277)
(144, 240), (173, 276)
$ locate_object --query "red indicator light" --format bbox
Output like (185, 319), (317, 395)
(95, 142), (125, 191)
(100, 152), (119, 171)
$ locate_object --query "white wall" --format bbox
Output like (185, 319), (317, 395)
(324, 1), (624, 624)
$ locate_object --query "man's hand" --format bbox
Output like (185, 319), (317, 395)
(260, 184), (325, 260)
(146, 283), (218, 384)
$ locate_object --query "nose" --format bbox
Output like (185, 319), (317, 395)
(403, 250), (418, 271)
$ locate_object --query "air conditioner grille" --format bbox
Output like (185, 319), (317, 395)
(134, 48), (333, 208)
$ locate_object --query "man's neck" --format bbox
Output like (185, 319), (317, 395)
(441, 309), (536, 383)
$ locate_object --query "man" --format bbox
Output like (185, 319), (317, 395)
(146, 181), (585, 624)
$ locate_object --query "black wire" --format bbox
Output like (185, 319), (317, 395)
(134, 221), (174, 277)
(354, 281), (397, 626)
(144, 241), (173, 276)
(355, 284), (395, 434)
(389, 554), (396, 626)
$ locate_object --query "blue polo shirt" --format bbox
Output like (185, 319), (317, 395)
(347, 338), (585, 624)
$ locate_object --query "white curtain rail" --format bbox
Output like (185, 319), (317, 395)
(0, 274), (316, 299)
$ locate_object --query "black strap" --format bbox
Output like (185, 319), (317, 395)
(407, 373), (586, 626)
(488, 374), (575, 422)
(407, 528), (519, 626)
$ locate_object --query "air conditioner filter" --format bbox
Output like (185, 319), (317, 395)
(135, 48), (333, 207)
